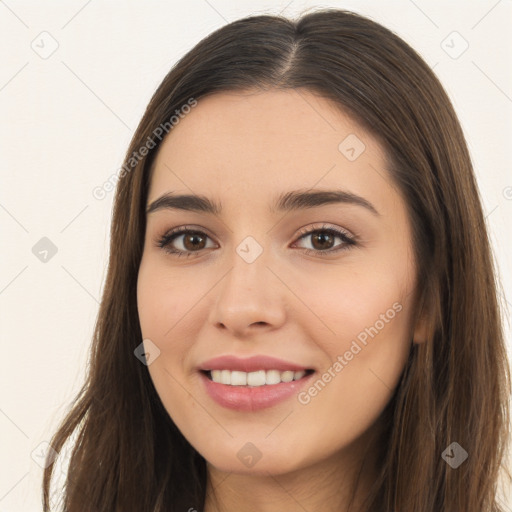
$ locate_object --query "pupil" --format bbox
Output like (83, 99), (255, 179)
(185, 233), (205, 250)
(313, 232), (333, 250)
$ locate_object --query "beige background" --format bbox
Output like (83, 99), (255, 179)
(1, 0), (511, 510)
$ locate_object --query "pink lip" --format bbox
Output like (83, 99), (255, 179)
(198, 355), (310, 372)
(200, 372), (315, 411)
(198, 355), (315, 412)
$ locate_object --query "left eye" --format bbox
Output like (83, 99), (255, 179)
(293, 226), (356, 255)
(156, 224), (357, 258)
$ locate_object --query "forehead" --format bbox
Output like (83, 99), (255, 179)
(147, 89), (393, 213)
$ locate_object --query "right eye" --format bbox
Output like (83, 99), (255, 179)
(156, 226), (217, 258)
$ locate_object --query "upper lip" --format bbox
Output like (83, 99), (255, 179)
(198, 355), (311, 373)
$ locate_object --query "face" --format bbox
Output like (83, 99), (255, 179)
(137, 89), (424, 477)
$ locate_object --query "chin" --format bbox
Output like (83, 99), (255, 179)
(196, 438), (310, 476)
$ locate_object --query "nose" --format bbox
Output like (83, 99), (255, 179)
(207, 248), (287, 338)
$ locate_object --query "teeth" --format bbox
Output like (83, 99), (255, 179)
(209, 369), (308, 386)
(265, 369), (281, 385)
(281, 370), (294, 383)
(221, 370), (231, 385)
(247, 370), (266, 386)
(231, 371), (247, 386)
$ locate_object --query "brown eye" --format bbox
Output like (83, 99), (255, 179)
(293, 225), (357, 257)
(157, 228), (216, 257)
(309, 231), (336, 250)
(182, 232), (207, 251)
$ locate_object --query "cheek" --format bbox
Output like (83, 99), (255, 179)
(294, 260), (413, 353)
(137, 257), (206, 341)
(136, 259), (198, 403)
(294, 263), (413, 429)
(137, 260), (201, 427)
(293, 260), (414, 418)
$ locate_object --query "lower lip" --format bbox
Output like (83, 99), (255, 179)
(200, 371), (315, 411)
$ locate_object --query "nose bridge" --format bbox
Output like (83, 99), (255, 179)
(208, 233), (286, 332)
(221, 236), (272, 302)
(223, 218), (271, 283)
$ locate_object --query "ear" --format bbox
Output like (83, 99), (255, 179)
(412, 310), (429, 344)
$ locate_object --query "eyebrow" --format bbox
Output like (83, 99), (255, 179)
(146, 188), (380, 216)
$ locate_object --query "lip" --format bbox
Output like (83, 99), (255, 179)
(198, 355), (315, 412)
(200, 371), (315, 411)
(198, 355), (311, 373)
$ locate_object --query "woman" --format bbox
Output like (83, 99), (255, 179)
(42, 8), (511, 512)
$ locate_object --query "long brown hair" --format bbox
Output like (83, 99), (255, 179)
(42, 8), (511, 511)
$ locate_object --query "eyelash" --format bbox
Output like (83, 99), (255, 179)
(155, 224), (357, 259)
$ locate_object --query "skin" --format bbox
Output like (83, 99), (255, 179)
(137, 89), (427, 512)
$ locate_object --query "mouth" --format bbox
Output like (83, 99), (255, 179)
(201, 368), (315, 387)
(197, 354), (317, 411)
(198, 362), (316, 411)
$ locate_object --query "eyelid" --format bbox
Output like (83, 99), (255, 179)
(293, 223), (354, 243)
